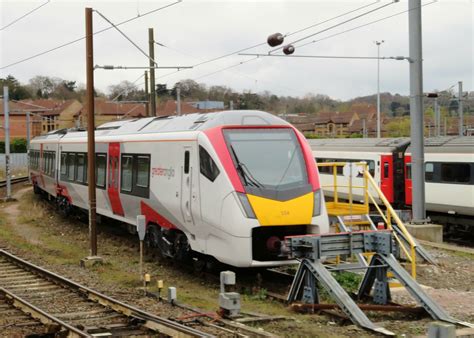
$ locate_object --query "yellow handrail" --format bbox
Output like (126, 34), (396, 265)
(316, 161), (418, 278)
(363, 170), (417, 278)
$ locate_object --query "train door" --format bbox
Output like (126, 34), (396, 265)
(380, 155), (394, 203)
(404, 155), (412, 205)
(181, 146), (195, 227)
(107, 142), (125, 216)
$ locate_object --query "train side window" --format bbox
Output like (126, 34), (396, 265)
(425, 163), (434, 181)
(368, 161), (375, 177)
(67, 153), (75, 181)
(121, 155), (133, 192)
(96, 154), (107, 188)
(441, 163), (470, 184)
(406, 163), (412, 179)
(60, 153), (67, 179)
(76, 153), (86, 183)
(199, 146), (220, 182)
(51, 152), (56, 176)
(184, 151), (190, 174)
(136, 156), (150, 188)
(383, 163), (389, 178)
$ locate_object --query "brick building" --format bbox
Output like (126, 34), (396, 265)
(78, 98), (147, 127)
(0, 100), (43, 139)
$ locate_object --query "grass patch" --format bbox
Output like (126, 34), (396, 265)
(332, 271), (363, 293)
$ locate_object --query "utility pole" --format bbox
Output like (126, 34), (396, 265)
(148, 28), (156, 117)
(176, 83), (181, 116)
(85, 7), (98, 258)
(408, 0), (426, 222)
(434, 98), (440, 137)
(3, 86), (12, 201)
(362, 118), (367, 138)
(144, 71), (149, 117)
(375, 40), (384, 139)
(230, 100), (234, 110)
(458, 81), (463, 136)
(26, 111), (31, 183)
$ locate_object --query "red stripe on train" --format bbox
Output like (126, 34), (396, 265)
(140, 201), (177, 229)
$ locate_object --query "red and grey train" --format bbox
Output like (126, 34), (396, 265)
(29, 110), (329, 267)
(309, 137), (474, 237)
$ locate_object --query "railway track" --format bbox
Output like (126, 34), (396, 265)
(0, 290), (55, 336)
(0, 249), (211, 337)
(0, 176), (29, 188)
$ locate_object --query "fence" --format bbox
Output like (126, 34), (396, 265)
(0, 153), (28, 178)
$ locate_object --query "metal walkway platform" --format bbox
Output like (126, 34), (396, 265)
(284, 231), (473, 336)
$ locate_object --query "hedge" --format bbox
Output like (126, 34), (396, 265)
(0, 138), (28, 153)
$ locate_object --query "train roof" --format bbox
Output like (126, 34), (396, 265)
(31, 110), (289, 142)
(408, 136), (474, 154)
(308, 137), (410, 153)
(308, 136), (474, 154)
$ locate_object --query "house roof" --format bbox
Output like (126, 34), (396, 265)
(81, 99), (146, 117)
(21, 99), (83, 117)
(156, 99), (222, 116)
(315, 111), (355, 125)
(0, 99), (49, 115)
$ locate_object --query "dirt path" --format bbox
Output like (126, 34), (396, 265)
(2, 187), (43, 245)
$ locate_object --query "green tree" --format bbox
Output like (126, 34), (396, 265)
(0, 75), (32, 100)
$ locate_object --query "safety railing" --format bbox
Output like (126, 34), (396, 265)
(317, 162), (418, 278)
(317, 162), (369, 216)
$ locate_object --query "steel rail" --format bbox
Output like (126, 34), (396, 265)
(0, 176), (29, 188)
(0, 287), (90, 337)
(0, 249), (212, 337)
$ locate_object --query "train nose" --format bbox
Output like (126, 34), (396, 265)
(266, 236), (282, 252)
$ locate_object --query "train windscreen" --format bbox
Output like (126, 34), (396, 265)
(224, 128), (310, 197)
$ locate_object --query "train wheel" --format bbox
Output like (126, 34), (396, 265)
(57, 196), (72, 217)
(33, 183), (41, 195)
(145, 224), (174, 259)
(173, 233), (191, 263)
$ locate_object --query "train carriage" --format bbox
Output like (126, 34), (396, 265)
(29, 110), (329, 267)
(309, 136), (474, 233)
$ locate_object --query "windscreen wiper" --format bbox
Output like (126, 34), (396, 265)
(229, 145), (263, 188)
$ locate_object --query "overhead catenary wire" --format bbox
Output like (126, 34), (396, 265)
(192, 57), (260, 81)
(0, 0), (50, 31)
(94, 10), (158, 66)
(151, 1), (386, 81)
(269, 0), (399, 54)
(295, 0), (438, 50)
(0, 0), (182, 70)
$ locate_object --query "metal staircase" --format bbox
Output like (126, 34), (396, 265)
(284, 231), (474, 336)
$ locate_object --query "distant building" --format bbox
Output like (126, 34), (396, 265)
(22, 99), (83, 133)
(314, 111), (358, 137)
(189, 101), (224, 110)
(0, 100), (43, 139)
(79, 98), (147, 127)
(156, 100), (222, 116)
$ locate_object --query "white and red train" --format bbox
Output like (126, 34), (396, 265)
(29, 111), (329, 267)
(309, 137), (474, 235)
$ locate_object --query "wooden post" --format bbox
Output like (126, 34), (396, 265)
(85, 7), (97, 257)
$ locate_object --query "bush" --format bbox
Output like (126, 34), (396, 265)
(0, 138), (28, 153)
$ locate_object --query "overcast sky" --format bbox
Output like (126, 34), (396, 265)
(0, 0), (472, 100)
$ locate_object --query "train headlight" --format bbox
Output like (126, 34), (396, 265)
(237, 193), (256, 219)
(313, 189), (322, 217)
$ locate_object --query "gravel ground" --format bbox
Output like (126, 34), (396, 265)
(0, 186), (473, 337)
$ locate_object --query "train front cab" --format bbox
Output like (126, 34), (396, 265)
(203, 125), (329, 267)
